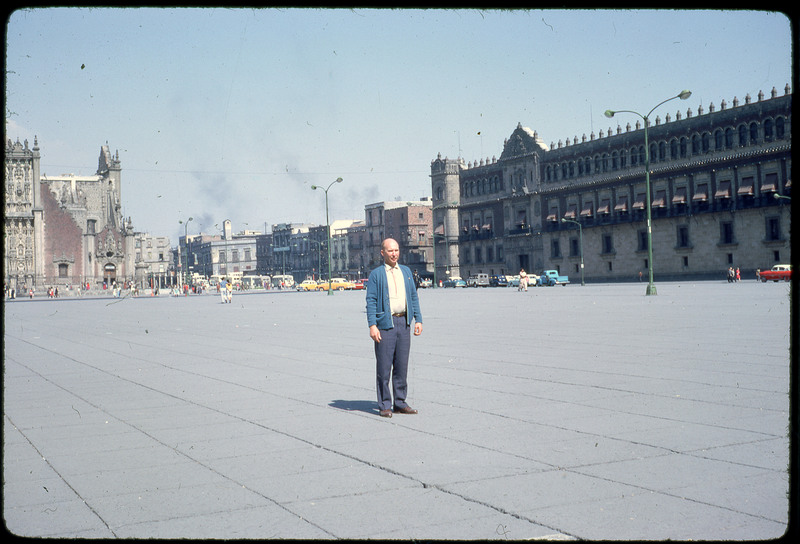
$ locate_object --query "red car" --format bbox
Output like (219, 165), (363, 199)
(760, 264), (791, 282)
(351, 279), (367, 290)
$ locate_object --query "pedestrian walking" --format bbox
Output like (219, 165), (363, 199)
(220, 279), (228, 303)
(226, 279), (233, 303)
(366, 238), (423, 418)
(519, 268), (528, 291)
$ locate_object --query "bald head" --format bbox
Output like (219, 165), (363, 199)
(380, 238), (400, 267)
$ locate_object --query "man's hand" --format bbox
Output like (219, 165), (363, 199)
(414, 322), (423, 336)
(369, 325), (382, 343)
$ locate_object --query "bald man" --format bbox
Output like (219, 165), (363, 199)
(365, 238), (423, 418)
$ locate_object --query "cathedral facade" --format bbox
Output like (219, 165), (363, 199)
(4, 139), (136, 291)
(431, 85), (791, 283)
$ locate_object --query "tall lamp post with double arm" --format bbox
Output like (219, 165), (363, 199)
(311, 177), (343, 296)
(605, 90), (692, 296)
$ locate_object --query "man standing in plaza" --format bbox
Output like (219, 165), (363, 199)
(366, 238), (423, 418)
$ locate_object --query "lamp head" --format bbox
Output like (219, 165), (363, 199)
(335, 177), (343, 183)
(604, 110), (615, 118)
(311, 185), (318, 190)
(678, 90), (692, 100)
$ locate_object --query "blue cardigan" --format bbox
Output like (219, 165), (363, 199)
(365, 264), (423, 329)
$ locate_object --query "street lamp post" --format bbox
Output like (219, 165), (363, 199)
(605, 90), (691, 296)
(561, 218), (584, 286)
(179, 217), (193, 289)
(311, 177), (343, 296)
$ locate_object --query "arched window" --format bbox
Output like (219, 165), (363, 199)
(714, 130), (724, 151)
(765, 118), (775, 141)
(692, 135), (701, 154)
(749, 122), (759, 144)
(620, 149), (627, 168)
(658, 141), (666, 161)
(725, 128), (734, 149)
(702, 133), (710, 153)
(738, 124), (747, 147)
(680, 137), (688, 157)
(611, 151), (618, 170)
(671, 138), (679, 158)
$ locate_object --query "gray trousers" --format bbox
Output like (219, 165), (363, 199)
(374, 314), (411, 411)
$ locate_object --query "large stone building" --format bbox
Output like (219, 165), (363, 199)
(4, 139), (136, 292)
(363, 199), (433, 276)
(432, 85), (791, 283)
(4, 137), (44, 292)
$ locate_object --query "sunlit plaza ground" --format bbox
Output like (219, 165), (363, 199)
(3, 280), (793, 539)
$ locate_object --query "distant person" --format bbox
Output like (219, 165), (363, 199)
(519, 268), (528, 291)
(735, 267), (741, 282)
(366, 238), (423, 418)
(220, 279), (228, 303)
(226, 279), (233, 303)
(756, 268), (761, 282)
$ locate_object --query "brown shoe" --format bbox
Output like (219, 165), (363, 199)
(379, 409), (393, 418)
(393, 405), (418, 414)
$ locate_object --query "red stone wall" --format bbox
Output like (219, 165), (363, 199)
(40, 182), (83, 284)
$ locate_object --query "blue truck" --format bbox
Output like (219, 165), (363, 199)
(538, 270), (570, 286)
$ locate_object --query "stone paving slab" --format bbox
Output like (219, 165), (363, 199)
(3, 280), (794, 539)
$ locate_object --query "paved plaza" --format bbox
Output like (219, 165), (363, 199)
(3, 280), (794, 539)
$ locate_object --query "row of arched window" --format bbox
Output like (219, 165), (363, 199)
(544, 116), (788, 182)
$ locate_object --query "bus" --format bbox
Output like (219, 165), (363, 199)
(241, 275), (270, 290)
(271, 274), (295, 289)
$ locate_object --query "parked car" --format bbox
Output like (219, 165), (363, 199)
(351, 279), (366, 290)
(538, 270), (570, 286)
(490, 275), (508, 287)
(418, 278), (432, 288)
(760, 264), (792, 282)
(443, 276), (467, 288)
(507, 275), (520, 288)
(296, 279), (319, 292)
(316, 278), (355, 291)
(467, 273), (490, 287)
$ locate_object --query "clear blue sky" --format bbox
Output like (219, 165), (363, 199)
(6, 8), (792, 242)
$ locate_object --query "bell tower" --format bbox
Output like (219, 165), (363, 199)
(430, 153), (463, 284)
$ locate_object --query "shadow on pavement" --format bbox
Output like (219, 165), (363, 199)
(329, 399), (378, 415)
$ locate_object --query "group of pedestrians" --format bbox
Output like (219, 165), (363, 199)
(219, 278), (233, 303)
(727, 267), (741, 283)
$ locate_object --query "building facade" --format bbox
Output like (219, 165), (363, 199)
(183, 220), (259, 281)
(363, 199), (433, 276)
(432, 85), (792, 283)
(133, 232), (173, 289)
(4, 137), (45, 292)
(4, 140), (136, 291)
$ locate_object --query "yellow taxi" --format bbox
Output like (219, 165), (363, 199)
(316, 278), (355, 291)
(296, 279), (319, 292)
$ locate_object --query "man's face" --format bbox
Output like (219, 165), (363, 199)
(381, 240), (400, 267)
